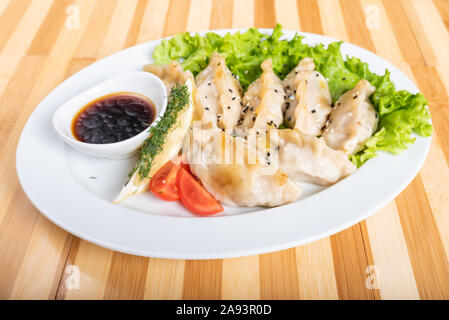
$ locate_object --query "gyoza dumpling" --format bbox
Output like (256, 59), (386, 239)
(282, 58), (332, 136)
(114, 77), (195, 203)
(322, 80), (378, 155)
(238, 59), (285, 130)
(143, 61), (193, 92)
(272, 128), (356, 186)
(194, 52), (243, 129)
(182, 129), (301, 207)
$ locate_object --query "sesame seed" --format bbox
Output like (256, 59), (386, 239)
(252, 116), (256, 121)
(353, 95), (358, 99)
(208, 82), (211, 86)
(228, 88), (233, 93)
(205, 107), (209, 110)
(238, 119), (243, 125)
(232, 97), (236, 101)
(274, 89), (278, 93)
(227, 106), (231, 109)
(311, 109), (316, 113)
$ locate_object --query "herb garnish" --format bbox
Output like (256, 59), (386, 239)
(129, 84), (189, 180)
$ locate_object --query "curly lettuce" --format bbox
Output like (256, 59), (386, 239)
(153, 24), (432, 166)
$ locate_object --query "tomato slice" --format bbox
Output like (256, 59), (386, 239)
(149, 158), (185, 201)
(176, 168), (224, 216)
(181, 161), (191, 174)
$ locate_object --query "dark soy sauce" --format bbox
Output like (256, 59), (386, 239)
(72, 93), (156, 144)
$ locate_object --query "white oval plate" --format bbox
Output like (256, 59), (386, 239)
(16, 29), (431, 259)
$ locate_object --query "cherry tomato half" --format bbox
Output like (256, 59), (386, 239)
(149, 157), (189, 201)
(176, 168), (224, 216)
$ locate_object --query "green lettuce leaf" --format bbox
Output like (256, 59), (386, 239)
(153, 24), (432, 166)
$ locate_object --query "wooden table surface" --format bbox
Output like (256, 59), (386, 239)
(0, 0), (449, 300)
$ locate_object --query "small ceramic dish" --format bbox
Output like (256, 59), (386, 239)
(52, 71), (167, 159)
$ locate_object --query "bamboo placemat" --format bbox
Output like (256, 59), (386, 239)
(0, 0), (448, 300)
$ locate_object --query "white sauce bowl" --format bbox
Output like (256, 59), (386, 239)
(52, 71), (167, 159)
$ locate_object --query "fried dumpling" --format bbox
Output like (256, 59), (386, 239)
(273, 128), (356, 186)
(114, 78), (195, 203)
(143, 61), (193, 92)
(238, 59), (285, 131)
(194, 52), (243, 129)
(282, 58), (332, 136)
(322, 80), (378, 155)
(183, 129), (302, 207)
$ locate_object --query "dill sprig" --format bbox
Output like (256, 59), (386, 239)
(129, 84), (189, 180)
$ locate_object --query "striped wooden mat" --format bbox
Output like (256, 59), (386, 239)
(0, 0), (448, 299)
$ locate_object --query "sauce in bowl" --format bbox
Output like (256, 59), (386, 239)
(72, 93), (156, 144)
